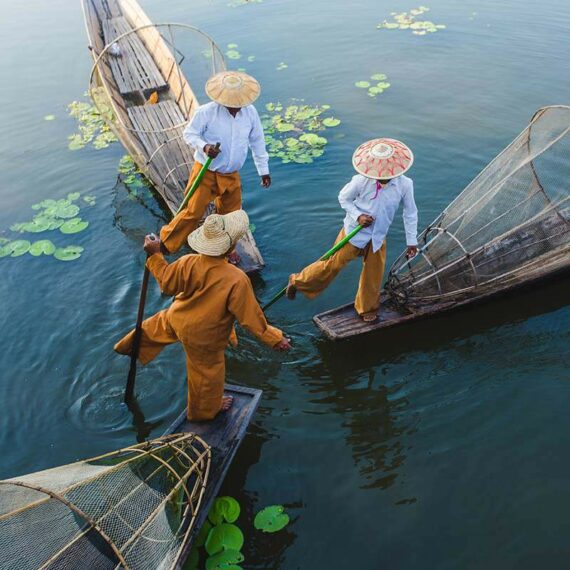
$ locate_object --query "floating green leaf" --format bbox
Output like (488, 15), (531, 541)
(276, 62), (288, 71)
(0, 245), (10, 258)
(276, 122), (295, 132)
(247, 55), (255, 62)
(196, 520), (213, 548)
(371, 73), (387, 81)
(54, 245), (84, 261)
(254, 505), (289, 533)
(226, 50), (241, 60)
(205, 550), (244, 570)
(377, 7), (445, 34)
(7, 240), (31, 257)
(67, 192), (81, 201)
(205, 524), (244, 556)
(322, 117), (341, 127)
(217, 497), (241, 523)
(67, 96), (117, 151)
(60, 218), (89, 234)
(44, 115), (55, 121)
(355, 81), (371, 88)
(29, 240), (56, 256)
(227, 43), (238, 49)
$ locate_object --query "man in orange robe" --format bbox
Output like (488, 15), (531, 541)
(115, 210), (290, 421)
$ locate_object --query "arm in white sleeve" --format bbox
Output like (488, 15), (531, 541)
(248, 107), (270, 176)
(402, 179), (418, 246)
(338, 176), (364, 223)
(182, 107), (208, 152)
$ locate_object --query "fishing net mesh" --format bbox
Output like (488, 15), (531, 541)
(387, 105), (570, 304)
(0, 433), (210, 570)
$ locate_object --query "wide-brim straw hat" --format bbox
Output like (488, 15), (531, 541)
(188, 210), (250, 256)
(205, 71), (261, 107)
(352, 138), (414, 179)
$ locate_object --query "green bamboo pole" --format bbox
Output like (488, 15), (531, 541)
(176, 142), (220, 215)
(125, 145), (220, 404)
(262, 224), (364, 311)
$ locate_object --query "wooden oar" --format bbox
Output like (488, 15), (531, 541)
(261, 224), (364, 311)
(124, 145), (220, 403)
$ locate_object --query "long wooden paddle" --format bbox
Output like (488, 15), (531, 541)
(261, 224), (364, 311)
(124, 144), (220, 403)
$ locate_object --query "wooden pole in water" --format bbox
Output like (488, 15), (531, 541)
(124, 145), (220, 403)
(261, 224), (364, 311)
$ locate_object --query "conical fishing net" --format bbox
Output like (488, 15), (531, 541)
(386, 105), (570, 305)
(0, 433), (210, 570)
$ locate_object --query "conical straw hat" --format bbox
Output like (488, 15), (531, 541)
(352, 138), (414, 179)
(205, 71), (261, 107)
(188, 210), (250, 256)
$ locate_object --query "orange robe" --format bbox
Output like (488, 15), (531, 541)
(115, 253), (283, 421)
(160, 162), (242, 254)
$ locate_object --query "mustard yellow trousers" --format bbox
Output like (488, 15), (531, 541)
(114, 310), (226, 421)
(290, 228), (387, 316)
(160, 162), (242, 254)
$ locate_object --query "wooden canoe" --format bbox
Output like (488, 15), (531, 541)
(314, 261), (570, 340)
(81, 0), (264, 273)
(165, 384), (261, 568)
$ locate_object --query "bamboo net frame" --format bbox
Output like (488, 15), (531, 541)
(386, 105), (570, 306)
(0, 433), (211, 570)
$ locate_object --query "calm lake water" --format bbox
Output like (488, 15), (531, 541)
(1, 0), (569, 567)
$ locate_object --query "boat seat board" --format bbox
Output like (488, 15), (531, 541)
(102, 16), (168, 96)
(164, 384), (262, 569)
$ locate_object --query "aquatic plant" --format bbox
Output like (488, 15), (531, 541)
(0, 192), (96, 262)
(44, 115), (55, 121)
(67, 93), (118, 150)
(276, 62), (288, 71)
(118, 155), (154, 200)
(356, 73), (391, 98)
(261, 101), (342, 164)
(253, 505), (290, 533)
(377, 6), (446, 35)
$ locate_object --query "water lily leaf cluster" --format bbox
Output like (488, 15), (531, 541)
(261, 101), (342, 164)
(67, 94), (118, 151)
(355, 73), (391, 97)
(186, 495), (290, 569)
(377, 6), (446, 35)
(0, 192), (95, 262)
(118, 155), (154, 200)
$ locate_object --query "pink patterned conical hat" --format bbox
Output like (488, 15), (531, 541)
(352, 138), (414, 179)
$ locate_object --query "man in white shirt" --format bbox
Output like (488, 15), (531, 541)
(160, 71), (270, 256)
(286, 138), (419, 322)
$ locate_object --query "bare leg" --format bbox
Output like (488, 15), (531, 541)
(221, 395), (234, 411)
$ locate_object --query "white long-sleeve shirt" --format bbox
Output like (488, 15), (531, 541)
(338, 174), (418, 252)
(182, 102), (269, 176)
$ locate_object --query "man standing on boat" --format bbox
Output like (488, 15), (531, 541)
(116, 210), (290, 421)
(286, 138), (418, 323)
(160, 71), (270, 260)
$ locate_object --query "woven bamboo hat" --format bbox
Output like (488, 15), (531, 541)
(188, 210), (249, 256)
(352, 138), (414, 180)
(205, 71), (261, 107)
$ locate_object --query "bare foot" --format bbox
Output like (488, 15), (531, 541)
(286, 277), (297, 300)
(360, 313), (378, 323)
(221, 395), (234, 411)
(228, 251), (241, 265)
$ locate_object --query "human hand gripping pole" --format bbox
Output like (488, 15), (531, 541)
(261, 224), (364, 312)
(124, 145), (220, 403)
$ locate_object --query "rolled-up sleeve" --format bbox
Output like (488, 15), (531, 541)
(248, 107), (270, 176)
(338, 176), (364, 223)
(228, 277), (283, 347)
(183, 107), (208, 153)
(402, 180), (418, 246)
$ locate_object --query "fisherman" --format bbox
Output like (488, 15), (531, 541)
(286, 138), (418, 322)
(160, 71), (271, 261)
(115, 210), (290, 421)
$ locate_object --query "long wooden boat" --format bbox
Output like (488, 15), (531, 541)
(0, 384), (260, 569)
(81, 0), (264, 272)
(314, 105), (570, 340)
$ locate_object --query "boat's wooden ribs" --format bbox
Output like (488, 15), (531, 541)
(102, 16), (168, 96)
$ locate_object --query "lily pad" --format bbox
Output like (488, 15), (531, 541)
(29, 240), (56, 256)
(247, 55), (255, 62)
(22, 218), (52, 233)
(205, 524), (244, 556)
(226, 50), (241, 60)
(44, 115), (55, 121)
(276, 122), (295, 132)
(254, 505), (289, 533)
(355, 81), (371, 88)
(67, 192), (81, 201)
(196, 520), (213, 547)
(54, 245), (84, 261)
(227, 43), (238, 49)
(0, 245), (11, 258)
(322, 117), (341, 127)
(371, 73), (387, 81)
(217, 497), (241, 523)
(8, 240), (31, 257)
(205, 550), (244, 570)
(60, 218), (89, 234)
(53, 201), (80, 219)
